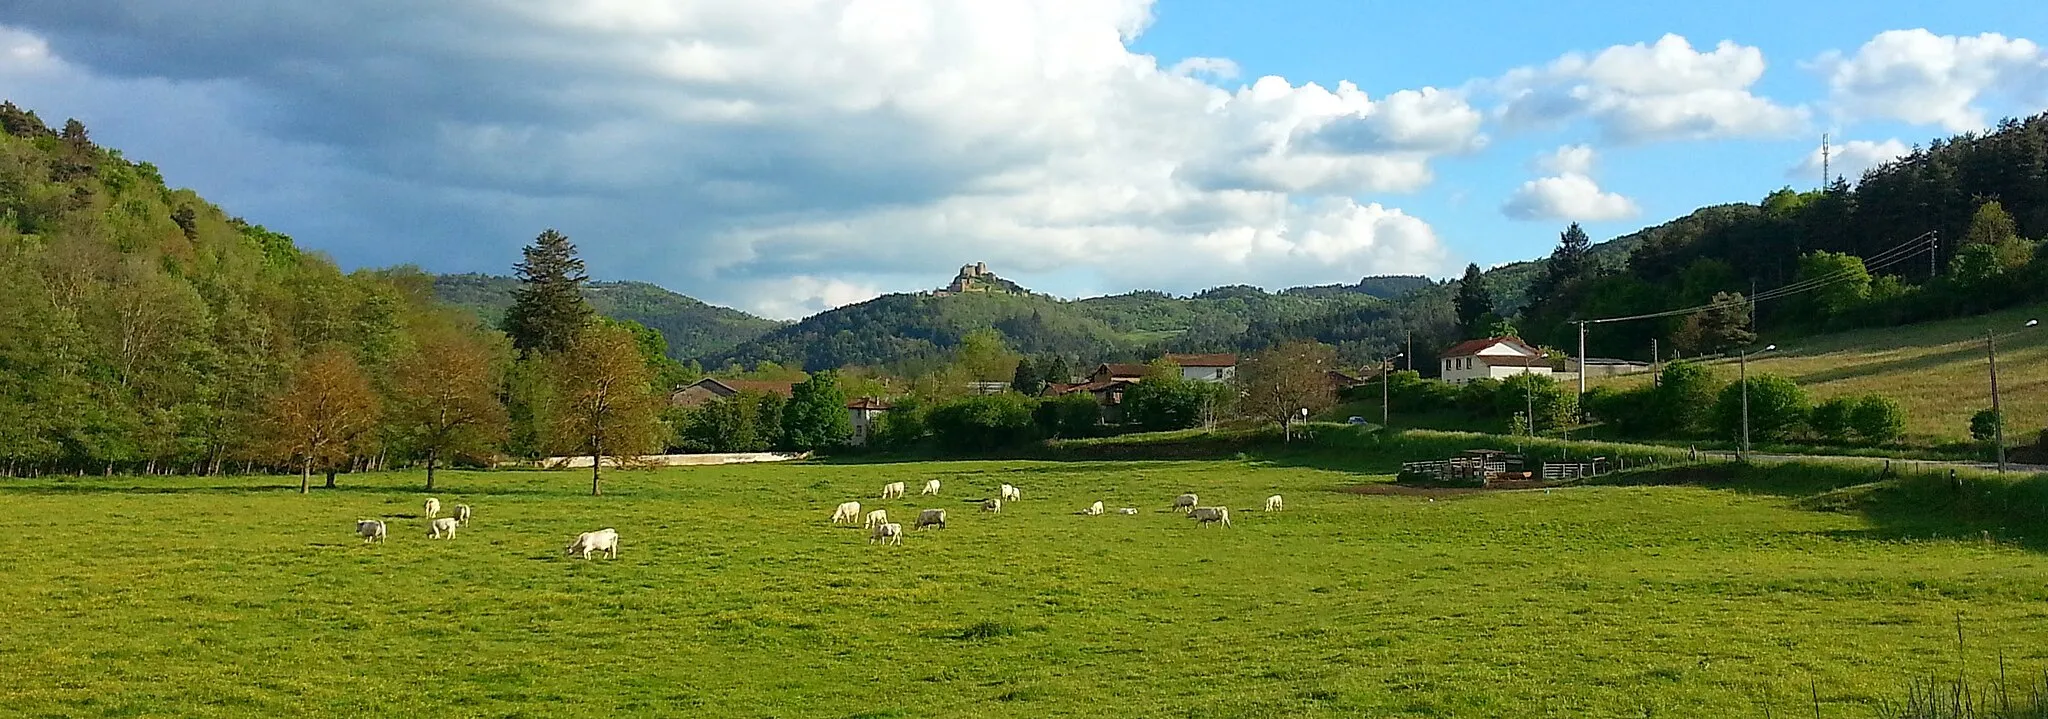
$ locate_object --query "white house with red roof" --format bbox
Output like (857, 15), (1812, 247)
(1439, 336), (1550, 385)
(1162, 353), (1237, 382)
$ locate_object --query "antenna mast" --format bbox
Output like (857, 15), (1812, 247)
(1821, 133), (1831, 189)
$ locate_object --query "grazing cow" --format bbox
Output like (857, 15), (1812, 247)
(455, 504), (473, 526)
(1265, 495), (1284, 512)
(982, 498), (1002, 513)
(921, 479), (942, 496)
(565, 528), (620, 559)
(1082, 501), (1104, 516)
(864, 509), (889, 529)
(428, 517), (459, 539)
(355, 519), (386, 543)
(881, 481), (906, 499)
(423, 497), (442, 519)
(915, 509), (947, 529)
(870, 522), (903, 545)
(1189, 507), (1231, 526)
(1172, 493), (1199, 513)
(831, 501), (863, 524)
(1000, 483), (1022, 502)
(1117, 508), (1139, 515)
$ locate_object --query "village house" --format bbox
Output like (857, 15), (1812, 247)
(1162, 353), (1237, 382)
(1439, 336), (1551, 385)
(846, 397), (893, 446)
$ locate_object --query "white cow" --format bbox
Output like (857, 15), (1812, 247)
(355, 519), (387, 543)
(982, 498), (1002, 513)
(921, 479), (942, 496)
(1117, 508), (1140, 515)
(1265, 495), (1284, 512)
(1172, 493), (1199, 513)
(565, 528), (620, 559)
(1189, 507), (1231, 526)
(864, 509), (889, 529)
(1082, 501), (1105, 516)
(870, 522), (903, 545)
(831, 501), (863, 524)
(423, 497), (441, 519)
(455, 504), (473, 526)
(915, 509), (947, 529)
(880, 482), (906, 499)
(1000, 483), (1022, 502)
(428, 517), (459, 539)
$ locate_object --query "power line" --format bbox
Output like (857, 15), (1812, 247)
(1583, 231), (1937, 326)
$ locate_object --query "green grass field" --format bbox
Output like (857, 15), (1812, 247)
(5, 459), (2048, 717)
(1595, 301), (2048, 445)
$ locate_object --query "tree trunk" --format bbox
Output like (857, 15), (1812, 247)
(591, 450), (602, 496)
(324, 466), (337, 489)
(300, 459), (311, 494)
(425, 449), (437, 491)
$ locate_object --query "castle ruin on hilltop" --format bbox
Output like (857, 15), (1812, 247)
(933, 262), (1026, 296)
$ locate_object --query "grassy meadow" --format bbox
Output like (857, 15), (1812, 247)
(5, 458), (2048, 717)
(1596, 301), (2048, 445)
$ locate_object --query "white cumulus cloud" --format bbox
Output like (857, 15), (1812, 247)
(1491, 34), (1808, 143)
(1502, 145), (1639, 221)
(1812, 29), (2048, 132)
(0, 3), (1480, 318)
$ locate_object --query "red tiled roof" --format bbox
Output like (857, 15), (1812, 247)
(1163, 353), (1237, 367)
(847, 397), (894, 410)
(1473, 355), (1551, 367)
(1046, 382), (1087, 396)
(1094, 363), (1150, 379)
(1441, 336), (1537, 359)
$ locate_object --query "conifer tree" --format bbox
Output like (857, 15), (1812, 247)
(1453, 263), (1494, 337)
(504, 229), (593, 355)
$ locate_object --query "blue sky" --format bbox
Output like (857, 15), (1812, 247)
(3, 1), (2046, 318)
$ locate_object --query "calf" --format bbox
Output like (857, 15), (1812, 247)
(1082, 501), (1105, 516)
(1189, 507), (1231, 527)
(915, 509), (947, 530)
(355, 519), (387, 543)
(920, 479), (942, 496)
(999, 483), (1022, 502)
(1172, 493), (1199, 513)
(880, 481), (906, 499)
(981, 498), (1002, 513)
(870, 522), (903, 545)
(455, 504), (473, 526)
(428, 517), (459, 539)
(1265, 495), (1284, 512)
(831, 501), (862, 524)
(864, 509), (889, 529)
(423, 497), (442, 519)
(565, 528), (619, 559)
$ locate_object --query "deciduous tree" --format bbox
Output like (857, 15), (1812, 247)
(781, 370), (851, 450)
(391, 324), (510, 490)
(548, 323), (663, 495)
(1237, 341), (1339, 432)
(264, 349), (381, 493)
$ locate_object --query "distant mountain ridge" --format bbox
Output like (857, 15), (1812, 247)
(432, 274), (783, 362)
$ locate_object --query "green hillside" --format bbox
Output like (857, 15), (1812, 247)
(433, 273), (781, 362)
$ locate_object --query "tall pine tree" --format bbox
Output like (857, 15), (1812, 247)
(1453, 263), (1494, 337)
(504, 229), (593, 355)
(1540, 222), (1593, 295)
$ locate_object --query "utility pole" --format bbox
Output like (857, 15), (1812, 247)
(1576, 321), (1587, 400)
(1525, 354), (1537, 437)
(1739, 348), (1751, 460)
(1405, 331), (1413, 372)
(1651, 339), (1661, 388)
(1381, 353), (1404, 428)
(1821, 133), (1830, 190)
(1990, 328), (2005, 472)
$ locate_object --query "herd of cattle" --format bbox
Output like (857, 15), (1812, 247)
(347, 478), (1285, 553)
(351, 498), (620, 559)
(833, 478), (1285, 545)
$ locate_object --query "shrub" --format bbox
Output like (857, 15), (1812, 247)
(1032, 393), (1100, 439)
(1848, 395), (1906, 444)
(1583, 385), (1656, 437)
(1713, 373), (1809, 442)
(1121, 372), (1215, 431)
(1497, 373), (1576, 434)
(925, 394), (1039, 451)
(1653, 361), (1721, 436)
(1455, 378), (1500, 415)
(1970, 408), (2002, 442)
(1809, 397), (1855, 442)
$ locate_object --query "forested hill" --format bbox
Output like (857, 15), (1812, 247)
(432, 273), (781, 362)
(709, 280), (1409, 372)
(1512, 112), (2048, 360)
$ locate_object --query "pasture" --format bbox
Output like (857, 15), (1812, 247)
(4, 459), (2048, 717)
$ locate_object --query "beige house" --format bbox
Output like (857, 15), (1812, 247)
(1162, 353), (1238, 382)
(1439, 336), (1550, 385)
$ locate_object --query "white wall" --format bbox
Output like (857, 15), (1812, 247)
(1180, 366), (1235, 383)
